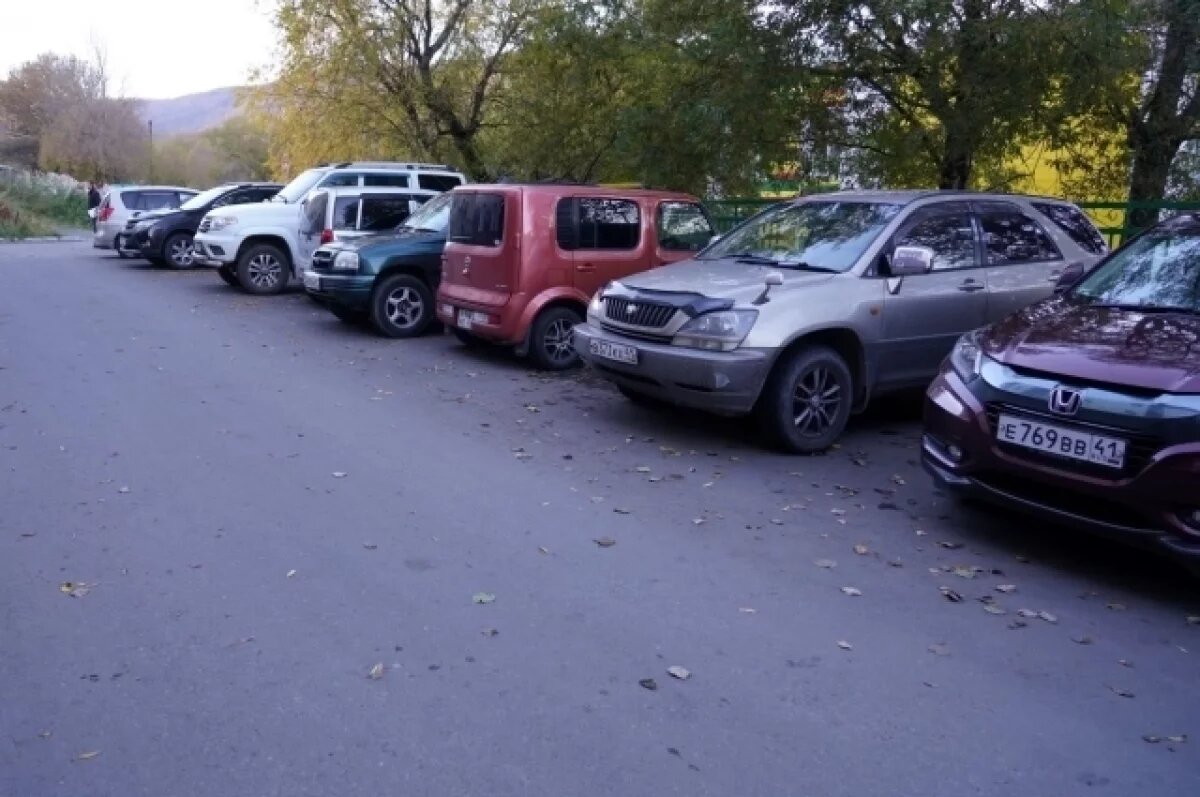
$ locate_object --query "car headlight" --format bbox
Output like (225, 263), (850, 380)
(590, 281), (624, 317)
(672, 309), (757, 351)
(949, 328), (986, 381)
(207, 216), (238, 231)
(332, 251), (359, 272)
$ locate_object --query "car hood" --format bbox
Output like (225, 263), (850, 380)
(209, 201), (296, 223)
(620, 258), (836, 304)
(983, 296), (1200, 393)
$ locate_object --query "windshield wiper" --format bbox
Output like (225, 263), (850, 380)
(730, 254), (837, 273)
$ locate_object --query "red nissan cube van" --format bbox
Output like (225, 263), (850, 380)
(436, 184), (714, 369)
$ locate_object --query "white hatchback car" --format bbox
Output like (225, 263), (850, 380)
(92, 185), (198, 250)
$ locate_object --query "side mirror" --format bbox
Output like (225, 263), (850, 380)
(890, 245), (935, 276)
(1053, 261), (1085, 295)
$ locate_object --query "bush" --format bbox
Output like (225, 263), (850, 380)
(0, 168), (87, 234)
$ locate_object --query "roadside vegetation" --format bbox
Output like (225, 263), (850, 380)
(0, 169), (86, 239)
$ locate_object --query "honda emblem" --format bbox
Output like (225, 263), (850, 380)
(1048, 386), (1082, 416)
(626, 304), (639, 315)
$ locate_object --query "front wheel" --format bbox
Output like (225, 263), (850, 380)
(528, 306), (583, 370)
(236, 243), (290, 295)
(756, 345), (853, 454)
(164, 233), (195, 269)
(369, 274), (434, 338)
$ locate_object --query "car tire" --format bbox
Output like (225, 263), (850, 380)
(217, 265), (239, 287)
(451, 327), (487, 348)
(756, 345), (853, 454)
(369, 274), (434, 338)
(528, 306), (583, 370)
(164, 233), (195, 269)
(236, 243), (290, 295)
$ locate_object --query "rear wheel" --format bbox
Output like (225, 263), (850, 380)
(217, 265), (239, 287)
(528, 306), (583, 370)
(369, 274), (434, 338)
(164, 233), (195, 269)
(236, 243), (289, 295)
(756, 345), (853, 454)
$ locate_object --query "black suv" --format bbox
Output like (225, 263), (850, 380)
(128, 182), (281, 268)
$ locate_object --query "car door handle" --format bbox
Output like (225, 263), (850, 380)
(957, 279), (985, 292)
(576, 263), (596, 273)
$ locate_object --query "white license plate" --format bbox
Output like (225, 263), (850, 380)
(456, 309), (488, 329)
(589, 339), (638, 365)
(303, 272), (320, 290)
(996, 413), (1127, 469)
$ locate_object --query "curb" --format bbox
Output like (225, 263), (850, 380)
(0, 235), (86, 244)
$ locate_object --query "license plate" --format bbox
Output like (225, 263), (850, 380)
(456, 309), (488, 329)
(589, 338), (638, 365)
(303, 272), (320, 290)
(996, 413), (1126, 469)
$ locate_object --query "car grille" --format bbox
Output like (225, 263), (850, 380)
(603, 297), (675, 329)
(984, 403), (1164, 477)
(198, 218), (212, 233)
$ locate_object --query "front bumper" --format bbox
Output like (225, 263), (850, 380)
(192, 232), (238, 267)
(303, 270), (374, 311)
(922, 368), (1200, 558)
(573, 322), (772, 416)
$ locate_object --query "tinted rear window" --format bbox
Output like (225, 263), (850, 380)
(361, 196), (412, 230)
(333, 197), (359, 230)
(449, 193), (505, 247)
(363, 173), (410, 188)
(578, 198), (641, 249)
(418, 174), (464, 192)
(1031, 202), (1107, 255)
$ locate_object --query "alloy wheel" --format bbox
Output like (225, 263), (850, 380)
(385, 286), (423, 330)
(248, 253), (282, 289)
(791, 366), (843, 437)
(543, 318), (575, 364)
(169, 237), (194, 267)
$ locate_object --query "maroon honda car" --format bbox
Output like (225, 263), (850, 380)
(922, 212), (1200, 560)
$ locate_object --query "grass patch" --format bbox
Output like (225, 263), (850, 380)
(0, 171), (88, 235)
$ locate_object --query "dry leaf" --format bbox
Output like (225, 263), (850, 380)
(76, 750), (100, 761)
(1008, 619), (1028, 630)
(952, 566), (977, 579)
(928, 643), (950, 656)
(362, 543), (378, 550)
(836, 640), (853, 651)
(937, 541), (963, 550)
(1118, 659), (1134, 668)
(1166, 734), (1188, 743)
(853, 544), (869, 555)
(1142, 734), (1162, 743)
(59, 581), (92, 598)
(1038, 611), (1058, 624)
(983, 605), (1006, 615)
(635, 466), (651, 473)
(1107, 603), (1126, 611)
(840, 586), (862, 597)
(537, 546), (549, 554)
(332, 471), (348, 479)
(1017, 608), (1038, 618)
(482, 628), (499, 637)
(593, 537), (617, 548)
(667, 665), (691, 680)
(940, 587), (964, 603)
(286, 569), (297, 578)
(815, 559), (837, 569)
(1071, 635), (1093, 645)
(996, 584), (1017, 593)
(472, 592), (496, 604)
(613, 508), (631, 515)
(738, 607), (756, 614)
(117, 486), (130, 494)
(692, 518), (705, 525)
(639, 678), (658, 690)
(1109, 686), (1135, 699)
(367, 663), (384, 680)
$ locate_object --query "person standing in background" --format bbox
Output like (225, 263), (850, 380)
(87, 183), (101, 231)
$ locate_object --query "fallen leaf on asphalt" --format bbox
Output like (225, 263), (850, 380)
(888, 559), (904, 568)
(472, 592), (496, 604)
(928, 643), (950, 656)
(983, 605), (1007, 615)
(892, 474), (906, 485)
(952, 566), (978, 579)
(692, 518), (705, 525)
(738, 607), (756, 614)
(836, 640), (853, 650)
(593, 537), (617, 548)
(1017, 608), (1038, 618)
(939, 587), (964, 603)
(667, 665), (691, 680)
(332, 472), (347, 479)
(1107, 603), (1126, 611)
(286, 569), (297, 578)
(815, 559), (837, 569)
(1072, 635), (1093, 645)
(840, 587), (862, 597)
(59, 581), (91, 598)
(853, 544), (869, 555)
(1118, 659), (1134, 668)
(1008, 619), (1028, 630)
(996, 584), (1017, 594)
(367, 663), (385, 680)
(639, 678), (658, 691)
(482, 628), (499, 637)
(362, 543), (378, 550)
(770, 518), (784, 525)
(1109, 686), (1135, 698)
(634, 466), (651, 473)
(37, 730), (51, 739)
(75, 751), (100, 761)
(1142, 734), (1162, 743)
(117, 486), (130, 494)
(938, 541), (963, 550)
(1038, 611), (1058, 624)
(1167, 734), (1188, 743)
(538, 546), (549, 554)
(613, 508), (631, 515)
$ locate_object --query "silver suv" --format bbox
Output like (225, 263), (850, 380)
(574, 191), (1107, 453)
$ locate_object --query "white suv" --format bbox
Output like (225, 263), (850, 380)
(193, 162), (465, 294)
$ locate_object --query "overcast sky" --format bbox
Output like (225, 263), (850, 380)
(1, 0), (277, 99)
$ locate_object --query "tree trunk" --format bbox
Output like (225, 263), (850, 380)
(1126, 134), (1181, 229)
(937, 145), (972, 189)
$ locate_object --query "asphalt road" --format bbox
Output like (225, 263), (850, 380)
(2, 240), (1198, 797)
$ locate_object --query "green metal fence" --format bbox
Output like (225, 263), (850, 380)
(703, 196), (1200, 246)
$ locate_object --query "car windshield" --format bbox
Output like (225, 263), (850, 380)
(1071, 226), (1200, 313)
(179, 186), (231, 211)
(273, 169), (325, 204)
(699, 200), (902, 272)
(399, 192), (452, 233)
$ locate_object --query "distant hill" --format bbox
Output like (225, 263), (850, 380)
(137, 87), (243, 137)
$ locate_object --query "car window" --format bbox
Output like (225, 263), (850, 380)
(1072, 229), (1200, 311)
(331, 196), (357, 230)
(449, 193), (505, 247)
(360, 196), (412, 230)
(1031, 202), (1107, 255)
(120, 190), (143, 210)
(251, 187), (278, 202)
(401, 191), (452, 232)
(977, 203), (1062, 265)
(138, 192), (179, 210)
(578, 198), (640, 250)
(177, 192), (198, 206)
(302, 192), (328, 234)
(322, 172), (361, 188)
(658, 202), (714, 251)
(363, 173), (409, 187)
(895, 209), (978, 272)
(417, 174), (463, 192)
(275, 168), (325, 203)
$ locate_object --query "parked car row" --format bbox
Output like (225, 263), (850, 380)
(94, 161), (1200, 565)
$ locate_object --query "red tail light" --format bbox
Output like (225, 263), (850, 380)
(319, 228), (333, 245)
(98, 200), (113, 222)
